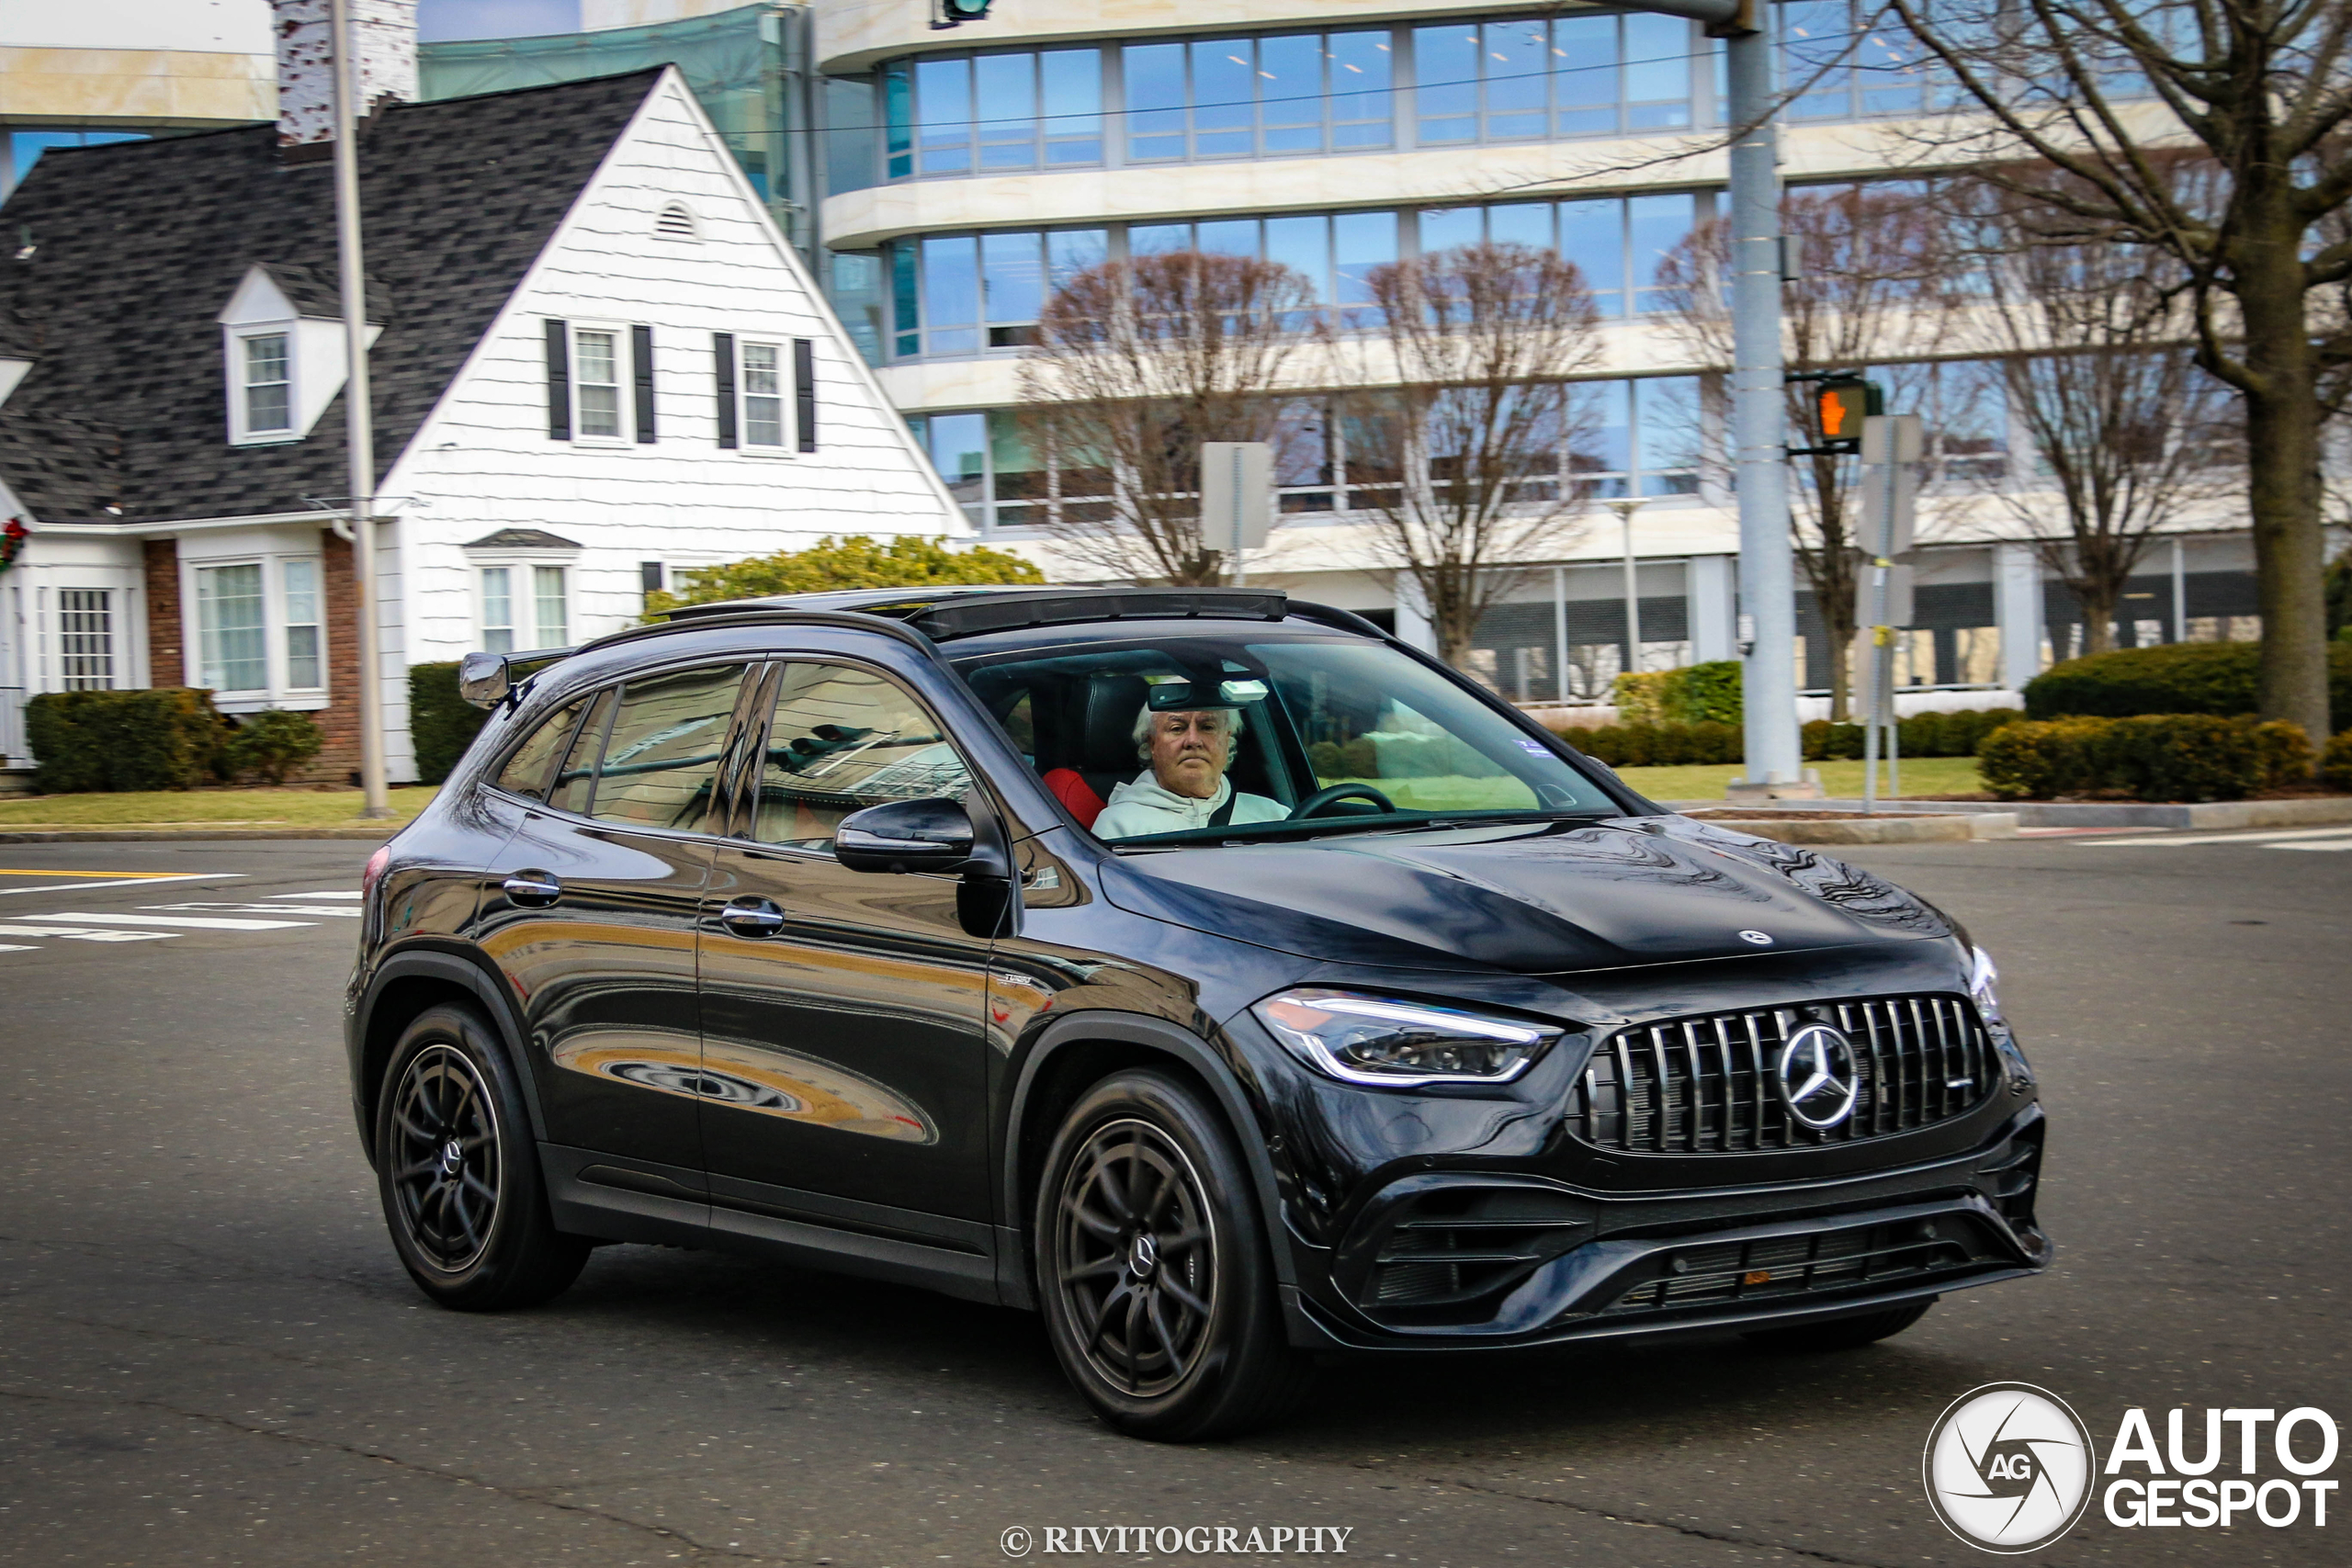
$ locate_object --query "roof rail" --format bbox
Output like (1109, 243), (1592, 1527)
(907, 588), (1287, 641)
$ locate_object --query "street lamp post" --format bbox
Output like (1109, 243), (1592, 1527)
(331, 0), (390, 819)
(1604, 496), (1649, 682)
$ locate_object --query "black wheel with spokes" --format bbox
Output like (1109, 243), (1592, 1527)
(375, 1004), (587, 1311)
(1036, 1069), (1311, 1440)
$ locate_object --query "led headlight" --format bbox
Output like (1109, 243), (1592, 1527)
(1252, 988), (1560, 1088)
(1968, 945), (2005, 1026)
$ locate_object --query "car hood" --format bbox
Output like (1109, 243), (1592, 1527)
(1096, 815), (1954, 975)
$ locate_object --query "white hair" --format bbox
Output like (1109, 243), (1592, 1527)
(1134, 703), (1245, 760)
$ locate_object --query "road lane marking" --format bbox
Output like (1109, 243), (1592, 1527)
(0, 924), (175, 942)
(2268, 840), (2352, 852)
(0, 873), (245, 896)
(270, 889), (361, 899)
(19, 911), (312, 931)
(0, 943), (29, 952)
(143, 901), (362, 918)
(0, 869), (237, 879)
(2077, 826), (2352, 847)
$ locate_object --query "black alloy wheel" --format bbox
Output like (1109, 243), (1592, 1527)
(1035, 1069), (1311, 1441)
(375, 1004), (588, 1310)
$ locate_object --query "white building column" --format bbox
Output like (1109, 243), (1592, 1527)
(1993, 543), (2042, 694)
(1391, 570), (1438, 656)
(1687, 554), (1737, 664)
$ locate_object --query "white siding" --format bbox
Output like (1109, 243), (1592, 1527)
(381, 69), (967, 779)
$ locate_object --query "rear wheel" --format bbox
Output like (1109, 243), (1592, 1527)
(375, 1004), (587, 1311)
(1035, 1069), (1311, 1441)
(1743, 1300), (1932, 1353)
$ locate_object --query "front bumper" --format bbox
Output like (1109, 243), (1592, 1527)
(1283, 1106), (2047, 1351)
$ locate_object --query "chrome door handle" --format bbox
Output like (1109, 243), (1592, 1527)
(718, 897), (785, 937)
(502, 870), (561, 908)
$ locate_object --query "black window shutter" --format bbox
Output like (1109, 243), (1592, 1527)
(713, 332), (737, 449)
(631, 324), (656, 444)
(544, 319), (571, 441)
(793, 338), (816, 453)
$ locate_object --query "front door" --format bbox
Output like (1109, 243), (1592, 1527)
(478, 661), (751, 1177)
(697, 659), (995, 1224)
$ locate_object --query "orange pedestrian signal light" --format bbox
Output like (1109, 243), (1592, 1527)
(1815, 377), (1881, 452)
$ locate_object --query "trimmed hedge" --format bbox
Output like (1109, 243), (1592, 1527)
(2025, 640), (2352, 729)
(1558, 720), (1743, 768)
(410, 661), (490, 785)
(1560, 707), (2020, 769)
(25, 688), (225, 792)
(1977, 714), (2300, 802)
(1613, 660), (1742, 725)
(1803, 707), (2023, 761)
(223, 709), (324, 785)
(2322, 728), (2352, 791)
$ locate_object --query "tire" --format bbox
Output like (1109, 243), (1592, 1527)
(1743, 1300), (1933, 1353)
(373, 1003), (588, 1311)
(1035, 1068), (1312, 1441)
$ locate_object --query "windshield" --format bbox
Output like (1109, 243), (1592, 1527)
(952, 628), (1623, 847)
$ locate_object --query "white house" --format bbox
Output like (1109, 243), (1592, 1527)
(0, 23), (966, 783)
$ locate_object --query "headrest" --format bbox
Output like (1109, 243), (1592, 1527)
(1077, 675), (1148, 773)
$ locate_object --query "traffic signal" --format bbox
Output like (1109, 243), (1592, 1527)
(934, 0), (991, 23)
(1815, 376), (1881, 452)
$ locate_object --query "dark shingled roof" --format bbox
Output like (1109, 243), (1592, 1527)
(0, 67), (664, 525)
(465, 527), (581, 548)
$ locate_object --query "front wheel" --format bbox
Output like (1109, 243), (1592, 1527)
(1035, 1069), (1311, 1441)
(374, 1004), (588, 1311)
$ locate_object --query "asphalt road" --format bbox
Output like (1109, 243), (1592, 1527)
(0, 831), (2345, 1568)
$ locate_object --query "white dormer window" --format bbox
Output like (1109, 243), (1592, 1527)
(243, 333), (292, 434)
(216, 264), (379, 447)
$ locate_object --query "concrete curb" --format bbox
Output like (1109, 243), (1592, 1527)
(1679, 812), (2018, 844)
(0, 826), (403, 843)
(1671, 795), (2352, 829)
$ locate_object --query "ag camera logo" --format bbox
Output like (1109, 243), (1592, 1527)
(1923, 1382), (2097, 1553)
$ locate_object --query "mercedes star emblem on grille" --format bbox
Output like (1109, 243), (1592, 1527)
(1777, 1023), (1861, 1129)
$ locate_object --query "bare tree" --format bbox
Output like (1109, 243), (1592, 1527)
(1884, 0), (2352, 737)
(1964, 186), (2238, 655)
(1656, 186), (1954, 718)
(1338, 241), (1603, 671)
(1017, 251), (1320, 586)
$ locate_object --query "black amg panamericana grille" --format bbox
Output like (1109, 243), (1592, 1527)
(1573, 994), (1993, 1153)
(1604, 1213), (1990, 1314)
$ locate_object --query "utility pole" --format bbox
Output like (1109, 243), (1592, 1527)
(1605, 497), (1649, 683)
(332, 0), (389, 818)
(1719, 1), (1802, 794)
(1857, 413), (1921, 811)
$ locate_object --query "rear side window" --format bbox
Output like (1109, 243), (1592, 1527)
(492, 696), (589, 801)
(548, 689), (615, 816)
(578, 665), (748, 831)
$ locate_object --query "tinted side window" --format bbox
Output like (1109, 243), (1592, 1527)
(492, 695), (588, 800)
(583, 664), (748, 832)
(548, 688), (615, 816)
(752, 662), (974, 849)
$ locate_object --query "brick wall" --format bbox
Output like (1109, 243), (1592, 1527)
(142, 540), (181, 688)
(311, 528), (362, 785)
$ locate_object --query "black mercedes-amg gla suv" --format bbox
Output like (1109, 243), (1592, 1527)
(347, 587), (2049, 1439)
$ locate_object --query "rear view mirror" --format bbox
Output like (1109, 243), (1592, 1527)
(834, 797), (976, 874)
(1144, 678), (1268, 711)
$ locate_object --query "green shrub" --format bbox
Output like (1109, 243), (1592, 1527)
(1799, 708), (2020, 761)
(1611, 661), (1743, 725)
(2025, 640), (2352, 729)
(1559, 721), (1743, 768)
(410, 661), (490, 785)
(1980, 714), (2267, 801)
(2251, 720), (2314, 789)
(222, 709), (325, 785)
(645, 533), (1044, 620)
(1803, 719), (1865, 761)
(2320, 728), (2352, 791)
(24, 688), (225, 793)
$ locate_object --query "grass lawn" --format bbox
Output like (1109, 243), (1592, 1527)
(0, 785), (439, 829)
(1616, 755), (1985, 802)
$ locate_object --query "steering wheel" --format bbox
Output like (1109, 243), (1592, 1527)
(1289, 782), (1396, 820)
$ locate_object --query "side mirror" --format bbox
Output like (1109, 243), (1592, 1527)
(833, 797), (976, 874)
(458, 649), (512, 709)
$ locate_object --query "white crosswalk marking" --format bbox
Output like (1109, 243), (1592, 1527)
(0, 923), (175, 942)
(271, 890), (361, 900)
(2081, 826), (2352, 848)
(2268, 840), (2352, 852)
(143, 901), (362, 918)
(20, 911), (312, 931)
(0, 943), (30, 952)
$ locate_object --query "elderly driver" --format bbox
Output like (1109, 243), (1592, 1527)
(1091, 703), (1288, 840)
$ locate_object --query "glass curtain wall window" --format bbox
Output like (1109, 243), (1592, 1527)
(1124, 30), (1394, 162)
(883, 198), (1690, 360)
(1413, 16), (1693, 145)
(196, 564), (269, 693)
(243, 333), (292, 434)
(282, 559), (323, 689)
(1780, 0), (1951, 119)
(572, 329), (623, 438)
(58, 589), (114, 691)
(887, 48), (1105, 177)
(1573, 378), (1705, 498)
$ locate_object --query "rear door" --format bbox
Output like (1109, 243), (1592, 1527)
(696, 658), (996, 1229)
(477, 661), (752, 1178)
